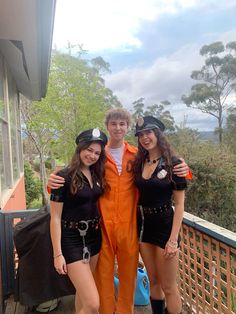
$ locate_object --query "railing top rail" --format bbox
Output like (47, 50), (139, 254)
(183, 211), (236, 248)
(0, 209), (39, 219)
(1, 209), (235, 248)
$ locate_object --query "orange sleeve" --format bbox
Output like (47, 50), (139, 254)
(185, 169), (193, 180)
(47, 186), (51, 194)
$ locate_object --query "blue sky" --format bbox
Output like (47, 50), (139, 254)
(53, 0), (236, 131)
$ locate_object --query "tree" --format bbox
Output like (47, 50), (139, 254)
(183, 142), (236, 231)
(21, 96), (57, 206)
(182, 41), (236, 143)
(46, 51), (118, 160)
(132, 97), (145, 121)
(224, 107), (236, 153)
(131, 98), (175, 131)
(24, 162), (42, 208)
(169, 123), (236, 232)
(145, 101), (175, 131)
(22, 50), (120, 206)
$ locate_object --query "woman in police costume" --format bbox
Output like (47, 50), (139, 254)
(50, 128), (107, 314)
(133, 116), (187, 314)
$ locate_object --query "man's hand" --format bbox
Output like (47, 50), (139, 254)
(48, 170), (65, 189)
(173, 158), (189, 177)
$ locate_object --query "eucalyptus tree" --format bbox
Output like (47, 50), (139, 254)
(224, 107), (236, 153)
(132, 97), (145, 121)
(131, 98), (175, 131)
(144, 101), (175, 131)
(22, 50), (120, 205)
(46, 50), (119, 160)
(21, 96), (57, 205)
(182, 41), (236, 143)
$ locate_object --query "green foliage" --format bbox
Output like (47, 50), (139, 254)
(23, 50), (121, 165)
(182, 41), (236, 143)
(224, 107), (236, 154)
(200, 41), (224, 56)
(131, 98), (175, 132)
(169, 126), (199, 159)
(170, 129), (236, 231)
(24, 162), (42, 208)
(44, 50), (120, 161)
(22, 50), (121, 203)
(45, 159), (53, 170)
(32, 161), (40, 172)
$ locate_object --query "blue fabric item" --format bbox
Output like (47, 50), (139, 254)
(114, 267), (150, 306)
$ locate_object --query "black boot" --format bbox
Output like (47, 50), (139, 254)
(150, 298), (165, 314)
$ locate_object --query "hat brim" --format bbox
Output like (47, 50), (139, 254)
(135, 124), (164, 136)
(76, 136), (107, 146)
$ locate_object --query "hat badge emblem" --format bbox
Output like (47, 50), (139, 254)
(92, 128), (101, 138)
(137, 117), (144, 127)
(157, 169), (167, 179)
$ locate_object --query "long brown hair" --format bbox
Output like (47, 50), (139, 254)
(68, 141), (107, 194)
(133, 128), (175, 180)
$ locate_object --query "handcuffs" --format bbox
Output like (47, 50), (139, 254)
(77, 220), (91, 264)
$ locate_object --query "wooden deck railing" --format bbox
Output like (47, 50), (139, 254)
(179, 212), (236, 314)
(0, 209), (235, 314)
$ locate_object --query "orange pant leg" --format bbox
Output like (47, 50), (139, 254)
(95, 222), (116, 314)
(116, 222), (139, 314)
(95, 221), (139, 314)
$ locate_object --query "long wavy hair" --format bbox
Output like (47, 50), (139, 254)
(133, 128), (175, 181)
(67, 141), (107, 195)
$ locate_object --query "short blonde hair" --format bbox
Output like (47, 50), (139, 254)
(105, 108), (132, 127)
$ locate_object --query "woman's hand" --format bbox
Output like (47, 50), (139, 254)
(48, 171), (65, 189)
(173, 158), (189, 177)
(54, 254), (67, 275)
(163, 239), (179, 259)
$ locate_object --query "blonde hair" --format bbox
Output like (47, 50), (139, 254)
(105, 108), (132, 127)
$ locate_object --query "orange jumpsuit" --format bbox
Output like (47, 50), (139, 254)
(95, 142), (139, 314)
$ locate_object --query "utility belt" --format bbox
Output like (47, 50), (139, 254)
(61, 217), (101, 264)
(61, 217), (100, 231)
(138, 202), (172, 215)
(138, 203), (172, 242)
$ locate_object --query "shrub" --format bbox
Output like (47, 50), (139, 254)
(24, 162), (42, 208)
(170, 130), (236, 231)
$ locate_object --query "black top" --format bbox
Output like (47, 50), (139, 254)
(135, 157), (187, 208)
(50, 168), (102, 221)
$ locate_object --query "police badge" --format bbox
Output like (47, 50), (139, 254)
(157, 169), (167, 179)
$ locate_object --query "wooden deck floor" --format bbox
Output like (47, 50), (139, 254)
(5, 295), (152, 313)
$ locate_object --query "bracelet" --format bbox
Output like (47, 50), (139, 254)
(167, 239), (178, 248)
(54, 253), (62, 259)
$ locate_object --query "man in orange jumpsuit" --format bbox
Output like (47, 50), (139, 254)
(47, 108), (190, 314)
(95, 108), (139, 314)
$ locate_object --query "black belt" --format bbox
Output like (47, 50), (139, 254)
(138, 203), (172, 214)
(61, 217), (100, 230)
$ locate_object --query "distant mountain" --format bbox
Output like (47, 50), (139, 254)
(198, 131), (218, 142)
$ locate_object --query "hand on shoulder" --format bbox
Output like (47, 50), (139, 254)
(48, 169), (65, 189)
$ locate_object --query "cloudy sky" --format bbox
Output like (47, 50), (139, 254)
(53, 0), (236, 131)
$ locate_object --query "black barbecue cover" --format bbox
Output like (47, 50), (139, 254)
(13, 206), (75, 306)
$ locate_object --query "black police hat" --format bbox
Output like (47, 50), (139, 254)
(135, 116), (165, 136)
(75, 128), (108, 146)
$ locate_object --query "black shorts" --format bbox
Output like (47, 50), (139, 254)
(61, 226), (102, 264)
(137, 206), (180, 249)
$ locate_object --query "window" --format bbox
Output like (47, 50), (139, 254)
(0, 54), (10, 191)
(7, 69), (23, 180)
(0, 53), (24, 201)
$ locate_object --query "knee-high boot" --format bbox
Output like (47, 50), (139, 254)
(150, 298), (165, 314)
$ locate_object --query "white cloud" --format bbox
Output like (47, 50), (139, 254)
(53, 0), (200, 51)
(52, 1), (236, 130)
(104, 43), (203, 106)
(104, 27), (236, 131)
